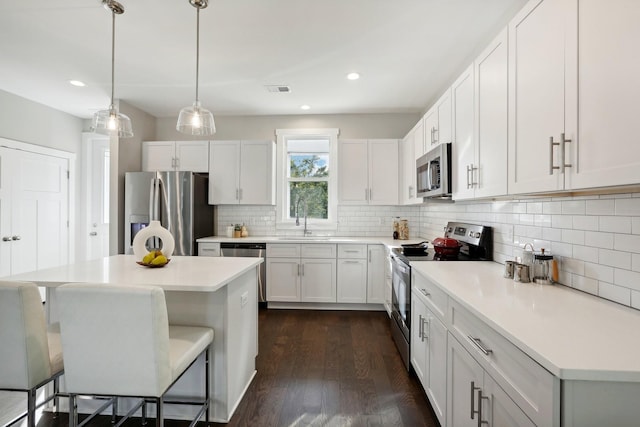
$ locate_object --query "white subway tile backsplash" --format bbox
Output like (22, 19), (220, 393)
(552, 215), (573, 229)
(599, 249), (632, 270)
(571, 275), (598, 295)
(584, 262), (614, 283)
(562, 200), (586, 215)
(585, 231), (614, 249)
(572, 215), (598, 231)
(572, 245), (599, 263)
(599, 216), (632, 233)
(551, 241), (573, 258)
(614, 233), (640, 254)
(562, 258), (585, 275)
(542, 227), (562, 242)
(615, 198), (640, 216)
(634, 254), (640, 272)
(527, 202), (543, 214)
(614, 268), (640, 292)
(543, 201), (562, 215)
(633, 218), (640, 235)
(562, 229), (585, 245)
(598, 282), (631, 305)
(586, 199), (615, 215)
(632, 291), (640, 310)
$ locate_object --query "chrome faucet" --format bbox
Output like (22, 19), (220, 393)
(295, 197), (311, 236)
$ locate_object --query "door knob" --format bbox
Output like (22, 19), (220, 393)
(11, 236), (21, 241)
(89, 232), (98, 236)
(2, 236), (11, 242)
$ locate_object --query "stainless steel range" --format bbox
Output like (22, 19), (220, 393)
(390, 222), (492, 371)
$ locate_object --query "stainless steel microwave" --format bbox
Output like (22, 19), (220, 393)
(416, 142), (452, 199)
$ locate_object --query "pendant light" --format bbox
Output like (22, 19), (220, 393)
(91, 0), (133, 138)
(176, 0), (216, 136)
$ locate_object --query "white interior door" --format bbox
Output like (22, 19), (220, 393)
(83, 135), (110, 261)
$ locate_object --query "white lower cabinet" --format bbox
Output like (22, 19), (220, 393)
(266, 244), (336, 303)
(366, 245), (385, 304)
(337, 258), (367, 303)
(448, 336), (535, 427)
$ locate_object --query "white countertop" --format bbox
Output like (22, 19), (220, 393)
(4, 255), (263, 292)
(197, 235), (426, 247)
(411, 261), (640, 382)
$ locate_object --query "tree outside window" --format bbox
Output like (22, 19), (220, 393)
(288, 153), (329, 219)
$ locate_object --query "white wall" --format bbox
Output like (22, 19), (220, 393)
(0, 89), (84, 261)
(419, 193), (640, 310)
(155, 113), (420, 141)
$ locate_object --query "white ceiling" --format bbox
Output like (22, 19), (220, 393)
(0, 0), (527, 119)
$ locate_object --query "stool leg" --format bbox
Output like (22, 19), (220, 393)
(112, 397), (118, 423)
(27, 388), (36, 427)
(69, 394), (78, 427)
(155, 397), (163, 427)
(141, 399), (147, 426)
(205, 347), (210, 426)
(53, 378), (60, 418)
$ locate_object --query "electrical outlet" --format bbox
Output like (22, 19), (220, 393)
(241, 291), (249, 307)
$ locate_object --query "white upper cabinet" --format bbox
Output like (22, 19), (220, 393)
(338, 139), (399, 205)
(424, 89), (453, 150)
(453, 30), (509, 201)
(142, 140), (209, 172)
(568, 0), (640, 190)
(507, 0), (577, 194)
(400, 120), (424, 205)
(451, 65), (476, 200)
(208, 140), (275, 205)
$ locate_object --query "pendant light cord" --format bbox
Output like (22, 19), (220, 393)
(110, 8), (116, 108)
(195, 6), (200, 104)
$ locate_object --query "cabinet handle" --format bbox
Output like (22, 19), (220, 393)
(560, 132), (572, 173)
(549, 136), (560, 175)
(433, 127), (438, 144)
(301, 264), (304, 276)
(369, 188), (372, 201)
(369, 249), (372, 263)
(477, 389), (489, 427)
(344, 250), (359, 253)
(468, 335), (493, 356)
(2, 236), (11, 242)
(239, 188), (243, 200)
(236, 189), (239, 200)
(420, 288), (430, 297)
(12, 235), (21, 241)
(422, 317), (429, 341)
(175, 157), (179, 169)
(418, 314), (424, 339)
(470, 164), (478, 188)
(343, 260), (360, 264)
(466, 164), (472, 189)
(408, 185), (414, 198)
(470, 381), (481, 420)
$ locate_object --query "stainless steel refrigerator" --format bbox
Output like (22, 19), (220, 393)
(124, 171), (215, 256)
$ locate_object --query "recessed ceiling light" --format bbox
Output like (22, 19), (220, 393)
(301, 105), (311, 110)
(346, 72), (360, 80)
(69, 80), (86, 87)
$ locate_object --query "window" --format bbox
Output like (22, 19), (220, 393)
(276, 129), (339, 230)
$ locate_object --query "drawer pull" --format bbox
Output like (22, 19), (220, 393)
(468, 336), (493, 356)
(420, 288), (430, 297)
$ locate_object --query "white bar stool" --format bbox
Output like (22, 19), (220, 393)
(0, 281), (64, 427)
(56, 283), (213, 427)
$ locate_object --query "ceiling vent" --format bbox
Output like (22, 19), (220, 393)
(265, 85), (291, 93)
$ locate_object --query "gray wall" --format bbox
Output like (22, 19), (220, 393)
(155, 113), (420, 141)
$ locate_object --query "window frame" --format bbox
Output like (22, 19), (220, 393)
(275, 128), (339, 231)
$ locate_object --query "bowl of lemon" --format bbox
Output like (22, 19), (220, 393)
(137, 250), (170, 268)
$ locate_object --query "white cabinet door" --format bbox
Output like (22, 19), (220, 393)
(142, 141), (176, 172)
(368, 139), (398, 205)
(423, 108), (438, 148)
(474, 29), (509, 199)
(239, 141), (275, 205)
(452, 65), (476, 200)
(411, 292), (429, 384)
(447, 335), (484, 427)
(175, 141), (209, 172)
(266, 258), (300, 302)
(568, 0), (640, 190)
(427, 312), (448, 427)
(0, 148), (11, 278)
(436, 89), (453, 148)
(301, 258), (336, 303)
(338, 139), (369, 204)
(209, 141), (241, 204)
(366, 245), (385, 303)
(337, 259), (367, 303)
(508, 0), (576, 194)
(400, 121), (423, 205)
(484, 375), (536, 427)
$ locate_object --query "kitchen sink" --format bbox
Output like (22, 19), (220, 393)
(276, 236), (331, 241)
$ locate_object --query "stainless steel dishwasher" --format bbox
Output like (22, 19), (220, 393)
(220, 242), (267, 305)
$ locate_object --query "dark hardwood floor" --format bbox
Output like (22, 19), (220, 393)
(33, 309), (439, 427)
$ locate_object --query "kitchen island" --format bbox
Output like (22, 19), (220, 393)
(4, 255), (262, 423)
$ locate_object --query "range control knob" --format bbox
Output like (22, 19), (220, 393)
(469, 231), (474, 237)
(474, 232), (481, 238)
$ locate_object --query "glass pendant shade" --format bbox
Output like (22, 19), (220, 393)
(177, 0), (215, 136)
(177, 101), (215, 135)
(92, 105), (133, 138)
(92, 0), (133, 138)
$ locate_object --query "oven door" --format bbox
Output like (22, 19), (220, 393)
(391, 254), (411, 342)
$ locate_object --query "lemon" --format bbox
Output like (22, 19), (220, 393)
(150, 254), (168, 265)
(142, 252), (155, 264)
